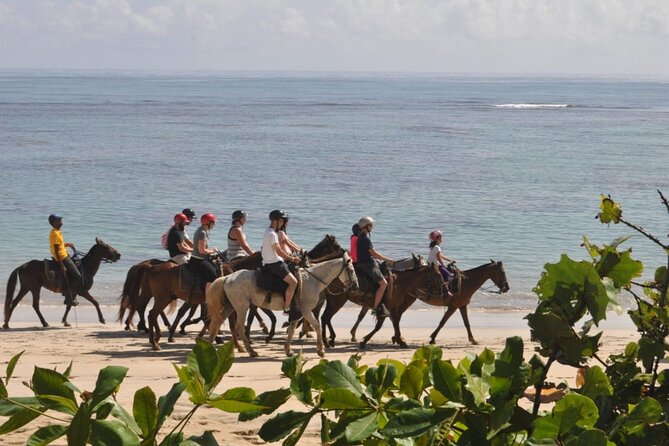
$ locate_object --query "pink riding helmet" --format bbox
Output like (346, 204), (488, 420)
(429, 230), (442, 242)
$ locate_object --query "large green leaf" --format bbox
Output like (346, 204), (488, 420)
(576, 429), (609, 446)
(133, 386), (158, 438)
(237, 388), (292, 422)
(67, 403), (91, 446)
(258, 410), (314, 442)
(345, 412), (378, 442)
(381, 407), (437, 438)
(399, 364), (424, 400)
(32, 367), (77, 414)
(0, 406), (44, 435)
(90, 419), (141, 446)
(207, 397), (264, 413)
(494, 337), (524, 378)
(188, 338), (217, 388)
(597, 248), (643, 288)
(0, 378), (6, 399)
(323, 361), (364, 396)
(531, 394), (599, 442)
(320, 388), (369, 410)
(91, 366), (129, 408)
(623, 397), (663, 435)
(412, 345), (442, 363)
(463, 373), (491, 409)
(637, 336), (665, 372)
(580, 366), (613, 399)
(5, 351), (24, 385)
(156, 382), (185, 430)
(283, 417), (310, 446)
(290, 372), (313, 405)
(27, 424), (68, 446)
(432, 360), (462, 402)
(174, 364), (206, 404)
(0, 396), (42, 416)
(281, 353), (303, 380)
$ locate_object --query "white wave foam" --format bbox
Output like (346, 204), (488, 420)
(494, 103), (571, 109)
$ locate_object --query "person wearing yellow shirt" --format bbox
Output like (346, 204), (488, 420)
(48, 214), (81, 306)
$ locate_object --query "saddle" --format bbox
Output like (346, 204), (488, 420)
(179, 262), (206, 293)
(392, 253), (426, 272)
(42, 258), (85, 295)
(256, 263), (301, 303)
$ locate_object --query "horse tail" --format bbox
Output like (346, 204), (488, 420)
(206, 277), (227, 340)
(117, 263), (152, 322)
(5, 267), (20, 320)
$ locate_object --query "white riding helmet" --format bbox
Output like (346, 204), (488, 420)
(358, 216), (375, 228)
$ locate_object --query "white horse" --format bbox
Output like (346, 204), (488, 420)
(206, 252), (358, 358)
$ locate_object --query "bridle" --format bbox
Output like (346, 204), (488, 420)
(304, 256), (357, 294)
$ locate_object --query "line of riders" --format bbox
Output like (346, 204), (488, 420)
(48, 209), (459, 320)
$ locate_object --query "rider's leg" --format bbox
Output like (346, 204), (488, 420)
(283, 273), (298, 312)
(373, 277), (387, 309)
(62, 256), (81, 305)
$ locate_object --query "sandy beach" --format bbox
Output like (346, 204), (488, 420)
(1, 303), (638, 445)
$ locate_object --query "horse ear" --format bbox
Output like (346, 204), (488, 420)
(490, 258), (495, 263)
(96, 237), (101, 244)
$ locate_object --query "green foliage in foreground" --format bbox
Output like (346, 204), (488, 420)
(1, 192), (668, 445)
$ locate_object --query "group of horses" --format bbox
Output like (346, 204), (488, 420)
(3, 235), (510, 358)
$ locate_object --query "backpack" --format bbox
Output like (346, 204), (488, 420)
(161, 226), (172, 250)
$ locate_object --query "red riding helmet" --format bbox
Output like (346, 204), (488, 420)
(174, 213), (189, 224)
(201, 213), (217, 225)
(429, 230), (443, 242)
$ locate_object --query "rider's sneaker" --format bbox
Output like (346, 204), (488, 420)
(372, 304), (390, 318)
(64, 296), (79, 307)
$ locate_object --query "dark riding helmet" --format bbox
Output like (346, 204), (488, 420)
(269, 209), (288, 221)
(48, 214), (63, 226)
(232, 210), (247, 222)
(351, 223), (360, 236)
(181, 208), (196, 222)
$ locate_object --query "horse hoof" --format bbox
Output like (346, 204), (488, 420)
(471, 340), (479, 345)
(100, 320), (106, 324)
(214, 336), (224, 344)
(429, 339), (436, 345)
(298, 332), (305, 340)
(152, 344), (161, 351)
(261, 326), (269, 335)
(317, 350), (325, 358)
(250, 351), (259, 358)
(168, 338), (175, 343)
(351, 337), (357, 342)
(63, 322), (71, 327)
(2, 324), (8, 329)
(43, 323), (50, 328)
(306, 332), (314, 339)
(328, 340), (335, 348)
(398, 341), (409, 349)
(358, 342), (366, 349)
(179, 329), (186, 335)
(264, 337), (271, 344)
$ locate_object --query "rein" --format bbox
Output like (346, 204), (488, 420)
(74, 249), (114, 264)
(303, 258), (355, 293)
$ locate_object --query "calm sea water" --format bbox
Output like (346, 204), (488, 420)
(1, 71), (668, 310)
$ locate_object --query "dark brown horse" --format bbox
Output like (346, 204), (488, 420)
(422, 260), (509, 345)
(4, 239), (121, 329)
(344, 260), (509, 346)
(320, 262), (444, 349)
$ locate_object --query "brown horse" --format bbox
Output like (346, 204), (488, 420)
(4, 239), (121, 329)
(320, 262), (444, 349)
(422, 260), (509, 345)
(345, 260), (510, 346)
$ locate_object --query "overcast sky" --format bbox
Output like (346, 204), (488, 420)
(1, 0), (668, 75)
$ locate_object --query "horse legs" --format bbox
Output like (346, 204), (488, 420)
(429, 306), (458, 345)
(168, 301), (192, 342)
(4, 285), (34, 329)
(79, 290), (106, 324)
(179, 304), (200, 334)
(390, 313), (409, 348)
(29, 288), (49, 328)
(459, 306), (478, 345)
(350, 306), (369, 342)
(236, 306), (257, 357)
(302, 308), (325, 357)
(284, 320), (298, 357)
(148, 298), (171, 351)
(359, 315), (386, 349)
(160, 311), (171, 329)
(261, 308), (276, 343)
(320, 297), (346, 348)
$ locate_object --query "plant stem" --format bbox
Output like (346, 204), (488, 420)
(163, 405), (199, 441)
(618, 217), (668, 250)
(532, 355), (555, 416)
(0, 397), (70, 422)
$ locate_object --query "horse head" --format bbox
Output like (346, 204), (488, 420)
(339, 251), (359, 292)
(307, 234), (341, 260)
(489, 259), (509, 293)
(94, 238), (121, 262)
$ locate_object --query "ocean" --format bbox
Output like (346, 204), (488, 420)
(2, 71), (668, 311)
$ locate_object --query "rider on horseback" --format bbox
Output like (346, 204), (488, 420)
(227, 210), (254, 261)
(262, 210), (300, 316)
(189, 213), (219, 296)
(428, 230), (455, 297)
(356, 216), (394, 317)
(181, 208), (196, 249)
(167, 213), (193, 265)
(48, 214), (81, 306)
(277, 213), (301, 256)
